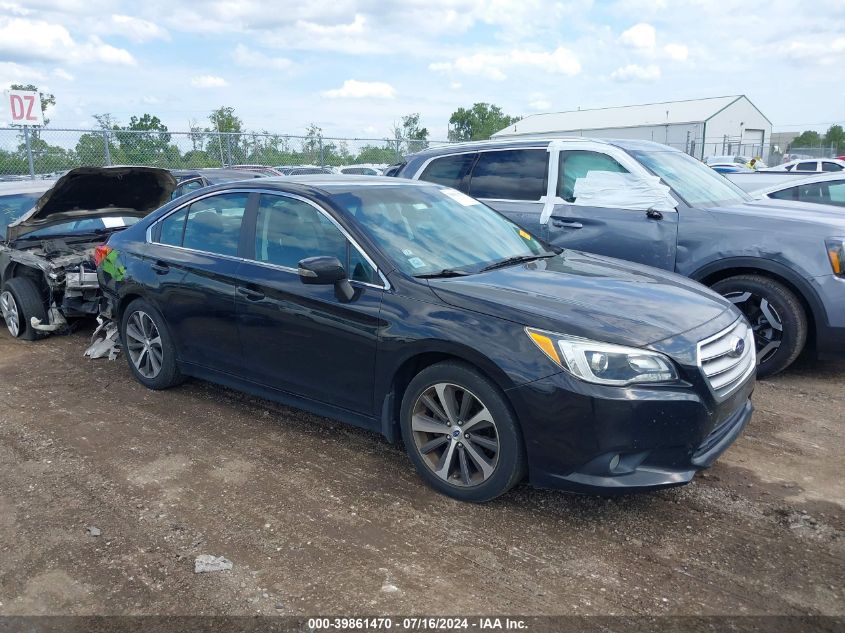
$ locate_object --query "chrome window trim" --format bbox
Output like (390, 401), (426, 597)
(146, 187), (390, 290)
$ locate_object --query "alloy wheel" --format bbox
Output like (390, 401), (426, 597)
(724, 291), (783, 364)
(0, 291), (20, 337)
(411, 382), (500, 487)
(125, 310), (164, 379)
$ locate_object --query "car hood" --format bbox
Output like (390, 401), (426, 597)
(427, 250), (738, 349)
(7, 166), (177, 241)
(741, 197), (845, 220)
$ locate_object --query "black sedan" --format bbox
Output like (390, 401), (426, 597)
(96, 176), (755, 502)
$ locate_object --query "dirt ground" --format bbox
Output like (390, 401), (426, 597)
(0, 327), (842, 617)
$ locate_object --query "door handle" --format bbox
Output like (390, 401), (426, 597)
(151, 261), (170, 275)
(646, 209), (664, 220)
(237, 286), (265, 301)
(552, 220), (583, 229)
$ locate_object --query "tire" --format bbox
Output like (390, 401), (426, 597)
(120, 298), (184, 390)
(399, 361), (526, 502)
(711, 274), (807, 378)
(1, 277), (47, 341)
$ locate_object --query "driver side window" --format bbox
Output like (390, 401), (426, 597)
(558, 151), (629, 203)
(254, 194), (376, 283)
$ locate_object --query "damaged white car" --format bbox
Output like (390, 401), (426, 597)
(0, 167), (176, 340)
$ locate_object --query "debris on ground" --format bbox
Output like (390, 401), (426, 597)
(86, 526), (101, 537)
(84, 317), (121, 360)
(194, 554), (233, 573)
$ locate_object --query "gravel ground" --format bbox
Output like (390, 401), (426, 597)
(0, 328), (842, 617)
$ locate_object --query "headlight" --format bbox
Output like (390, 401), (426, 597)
(526, 327), (679, 386)
(826, 238), (845, 277)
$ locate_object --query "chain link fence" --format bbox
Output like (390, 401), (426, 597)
(0, 127), (448, 180)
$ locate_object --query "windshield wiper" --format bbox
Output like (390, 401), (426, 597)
(414, 268), (472, 279)
(479, 252), (556, 273)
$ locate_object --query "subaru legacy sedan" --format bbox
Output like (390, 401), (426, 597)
(96, 176), (755, 502)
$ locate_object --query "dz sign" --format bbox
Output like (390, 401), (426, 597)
(7, 90), (44, 126)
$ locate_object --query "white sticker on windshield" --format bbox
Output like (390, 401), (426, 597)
(408, 257), (426, 269)
(441, 188), (478, 206)
(402, 248), (414, 256)
(101, 217), (126, 228)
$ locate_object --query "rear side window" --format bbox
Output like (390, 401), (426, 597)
(468, 150), (548, 200)
(769, 186), (797, 202)
(822, 162), (843, 172)
(419, 154), (475, 190)
(157, 192), (248, 257)
(558, 151), (629, 203)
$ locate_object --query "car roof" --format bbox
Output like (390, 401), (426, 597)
(192, 174), (438, 199)
(754, 171), (845, 195)
(0, 179), (56, 195)
(406, 136), (676, 159)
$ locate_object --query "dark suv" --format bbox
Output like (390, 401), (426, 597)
(96, 176), (754, 502)
(393, 138), (845, 376)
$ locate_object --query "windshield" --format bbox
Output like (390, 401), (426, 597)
(329, 186), (546, 276)
(629, 150), (752, 207)
(0, 192), (44, 226)
(21, 216), (139, 239)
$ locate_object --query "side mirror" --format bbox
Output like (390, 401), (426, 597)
(298, 256), (346, 285)
(298, 256), (356, 302)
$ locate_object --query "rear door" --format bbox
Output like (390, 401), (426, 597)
(146, 191), (253, 373)
(544, 144), (679, 270)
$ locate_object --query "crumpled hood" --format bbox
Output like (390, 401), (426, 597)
(428, 251), (738, 348)
(7, 166), (177, 241)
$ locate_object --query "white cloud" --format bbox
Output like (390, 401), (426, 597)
(232, 44), (292, 70)
(611, 63), (661, 81)
(322, 79), (396, 99)
(191, 74), (228, 88)
(52, 67), (74, 81)
(109, 14), (169, 43)
(529, 99), (551, 111)
(0, 18), (135, 65)
(429, 46), (580, 81)
(619, 22), (656, 50)
(663, 43), (688, 61)
(0, 61), (46, 86)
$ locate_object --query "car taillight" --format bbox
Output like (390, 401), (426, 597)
(93, 245), (113, 267)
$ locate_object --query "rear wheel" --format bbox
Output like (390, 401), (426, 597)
(400, 361), (526, 502)
(1, 277), (47, 341)
(120, 298), (183, 390)
(711, 274), (806, 377)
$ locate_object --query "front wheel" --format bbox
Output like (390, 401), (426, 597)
(399, 361), (526, 502)
(1, 277), (47, 341)
(711, 274), (807, 378)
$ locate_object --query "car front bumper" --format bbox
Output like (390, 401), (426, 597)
(506, 368), (754, 494)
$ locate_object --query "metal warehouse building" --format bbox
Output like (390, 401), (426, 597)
(492, 95), (772, 161)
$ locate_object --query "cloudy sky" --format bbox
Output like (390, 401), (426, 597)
(1, 0), (843, 140)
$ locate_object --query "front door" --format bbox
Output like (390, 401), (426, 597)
(234, 193), (383, 416)
(544, 148), (679, 271)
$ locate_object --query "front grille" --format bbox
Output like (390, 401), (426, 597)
(697, 319), (756, 400)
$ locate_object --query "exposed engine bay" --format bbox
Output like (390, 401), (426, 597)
(0, 237), (103, 332)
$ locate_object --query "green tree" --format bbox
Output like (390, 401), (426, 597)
(399, 113), (429, 153)
(448, 103), (520, 141)
(206, 106), (244, 165)
(788, 130), (822, 151)
(823, 125), (845, 153)
(113, 114), (178, 166)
